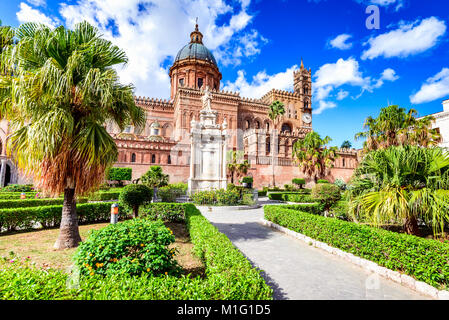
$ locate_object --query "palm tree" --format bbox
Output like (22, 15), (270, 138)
(293, 131), (338, 183)
(355, 105), (440, 153)
(341, 140), (352, 149)
(348, 146), (449, 236)
(0, 22), (145, 249)
(268, 100), (285, 187)
(140, 166), (169, 201)
(227, 150), (250, 184)
(0, 20), (14, 54)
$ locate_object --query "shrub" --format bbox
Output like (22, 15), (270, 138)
(0, 202), (115, 232)
(311, 183), (341, 211)
(316, 179), (329, 184)
(241, 176), (253, 184)
(258, 190), (267, 197)
(118, 184), (152, 218)
(0, 184), (34, 193)
(264, 205), (449, 291)
(158, 183), (187, 203)
(0, 192), (37, 200)
(142, 203), (186, 222)
(88, 191), (120, 201)
(140, 166), (169, 188)
(284, 184), (295, 191)
(74, 219), (180, 277)
(329, 200), (349, 220)
(268, 191), (310, 201)
(191, 189), (240, 206)
(282, 194), (321, 204)
(0, 198), (88, 209)
(334, 178), (347, 190)
(242, 193), (255, 205)
(277, 203), (324, 215)
(292, 178), (306, 189)
(107, 167), (132, 186)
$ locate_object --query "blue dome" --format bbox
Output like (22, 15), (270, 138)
(175, 42), (217, 67)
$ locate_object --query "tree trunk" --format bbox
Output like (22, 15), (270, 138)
(133, 205), (139, 218)
(404, 216), (420, 236)
(54, 188), (82, 249)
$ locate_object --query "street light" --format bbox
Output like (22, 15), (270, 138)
(20, 193), (26, 199)
(110, 203), (119, 224)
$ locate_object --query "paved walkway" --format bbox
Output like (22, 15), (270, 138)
(199, 202), (429, 300)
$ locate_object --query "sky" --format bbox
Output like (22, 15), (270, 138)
(1, 0), (449, 149)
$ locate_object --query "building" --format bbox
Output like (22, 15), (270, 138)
(418, 99), (449, 150)
(106, 24), (358, 188)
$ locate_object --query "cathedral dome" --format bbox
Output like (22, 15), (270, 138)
(174, 42), (217, 66)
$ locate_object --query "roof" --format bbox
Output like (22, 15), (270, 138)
(174, 42), (218, 67)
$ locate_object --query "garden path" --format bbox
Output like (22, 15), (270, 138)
(199, 201), (430, 300)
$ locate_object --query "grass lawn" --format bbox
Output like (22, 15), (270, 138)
(0, 221), (204, 275)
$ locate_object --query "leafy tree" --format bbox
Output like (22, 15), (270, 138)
(292, 178), (306, 189)
(0, 22), (145, 249)
(227, 150), (250, 184)
(107, 167), (132, 186)
(118, 184), (152, 218)
(268, 100), (285, 187)
(293, 131), (338, 183)
(141, 166), (169, 200)
(348, 145), (449, 236)
(340, 140), (352, 149)
(355, 105), (440, 153)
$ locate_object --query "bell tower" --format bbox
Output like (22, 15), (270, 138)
(294, 59), (312, 111)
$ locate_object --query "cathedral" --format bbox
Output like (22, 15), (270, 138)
(105, 24), (358, 188)
(0, 24), (358, 188)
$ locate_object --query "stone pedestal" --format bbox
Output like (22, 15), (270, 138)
(188, 87), (228, 195)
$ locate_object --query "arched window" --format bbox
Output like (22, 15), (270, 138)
(151, 154), (156, 163)
(168, 155), (171, 165)
(197, 78), (203, 89)
(266, 137), (271, 155)
(131, 153), (136, 163)
(255, 120), (260, 129)
(265, 122), (270, 131)
(342, 158), (345, 167)
(245, 120), (251, 130)
(281, 123), (292, 133)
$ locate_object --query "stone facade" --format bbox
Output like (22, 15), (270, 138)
(108, 24), (359, 188)
(419, 99), (449, 150)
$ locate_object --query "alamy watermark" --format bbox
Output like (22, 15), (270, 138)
(366, 5), (380, 30)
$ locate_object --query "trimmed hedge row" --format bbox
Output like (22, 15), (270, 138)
(0, 198), (89, 209)
(264, 205), (449, 291)
(282, 194), (321, 203)
(0, 202), (120, 232)
(0, 192), (38, 200)
(0, 204), (273, 300)
(267, 191), (311, 201)
(87, 191), (121, 201)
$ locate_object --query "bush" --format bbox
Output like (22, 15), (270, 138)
(0, 202), (116, 232)
(284, 184), (295, 191)
(0, 184), (34, 193)
(316, 179), (329, 184)
(292, 178), (306, 189)
(242, 193), (255, 205)
(334, 178), (347, 190)
(277, 203), (324, 215)
(74, 219), (180, 277)
(329, 200), (349, 220)
(241, 176), (253, 184)
(142, 203), (187, 222)
(140, 166), (169, 188)
(0, 198), (88, 209)
(119, 184), (152, 218)
(264, 205), (449, 291)
(107, 167), (132, 186)
(191, 189), (240, 206)
(0, 192), (38, 200)
(258, 190), (267, 197)
(88, 191), (121, 201)
(158, 183), (188, 203)
(268, 191), (310, 201)
(311, 183), (341, 211)
(0, 204), (273, 300)
(282, 194), (321, 204)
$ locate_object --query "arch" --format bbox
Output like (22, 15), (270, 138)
(162, 123), (173, 138)
(281, 123), (292, 133)
(254, 118), (261, 129)
(131, 153), (136, 163)
(151, 154), (156, 163)
(264, 120), (271, 132)
(5, 163), (11, 186)
(266, 136), (271, 155)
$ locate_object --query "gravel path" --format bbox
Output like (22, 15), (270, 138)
(199, 202), (430, 300)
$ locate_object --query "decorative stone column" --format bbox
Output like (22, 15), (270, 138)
(188, 86), (228, 195)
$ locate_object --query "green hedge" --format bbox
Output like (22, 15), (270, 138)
(0, 184), (34, 192)
(0, 192), (38, 200)
(141, 203), (187, 222)
(268, 191), (311, 201)
(264, 205), (449, 291)
(278, 203), (324, 215)
(0, 202), (121, 232)
(282, 194), (321, 204)
(88, 191), (120, 201)
(258, 190), (267, 197)
(0, 198), (89, 209)
(0, 204), (273, 300)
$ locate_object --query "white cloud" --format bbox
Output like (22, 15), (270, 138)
(16, 2), (58, 28)
(26, 0), (46, 7)
(223, 65), (298, 98)
(312, 57), (399, 114)
(329, 34), (353, 50)
(56, 0), (263, 98)
(355, 0), (405, 11)
(362, 17), (447, 60)
(410, 68), (449, 104)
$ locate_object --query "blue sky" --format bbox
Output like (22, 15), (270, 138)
(1, 0), (449, 149)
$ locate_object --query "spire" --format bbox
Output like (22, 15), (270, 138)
(300, 58), (304, 70)
(190, 18), (203, 44)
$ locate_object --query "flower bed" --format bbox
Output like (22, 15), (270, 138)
(0, 204), (273, 300)
(264, 205), (449, 291)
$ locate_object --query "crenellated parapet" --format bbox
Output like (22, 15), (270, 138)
(134, 96), (174, 110)
(260, 88), (302, 104)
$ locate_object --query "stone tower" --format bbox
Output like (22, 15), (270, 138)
(293, 59), (312, 112)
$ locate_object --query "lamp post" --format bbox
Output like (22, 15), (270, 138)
(20, 192), (26, 200)
(110, 203), (119, 224)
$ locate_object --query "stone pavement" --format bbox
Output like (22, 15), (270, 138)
(198, 202), (430, 300)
